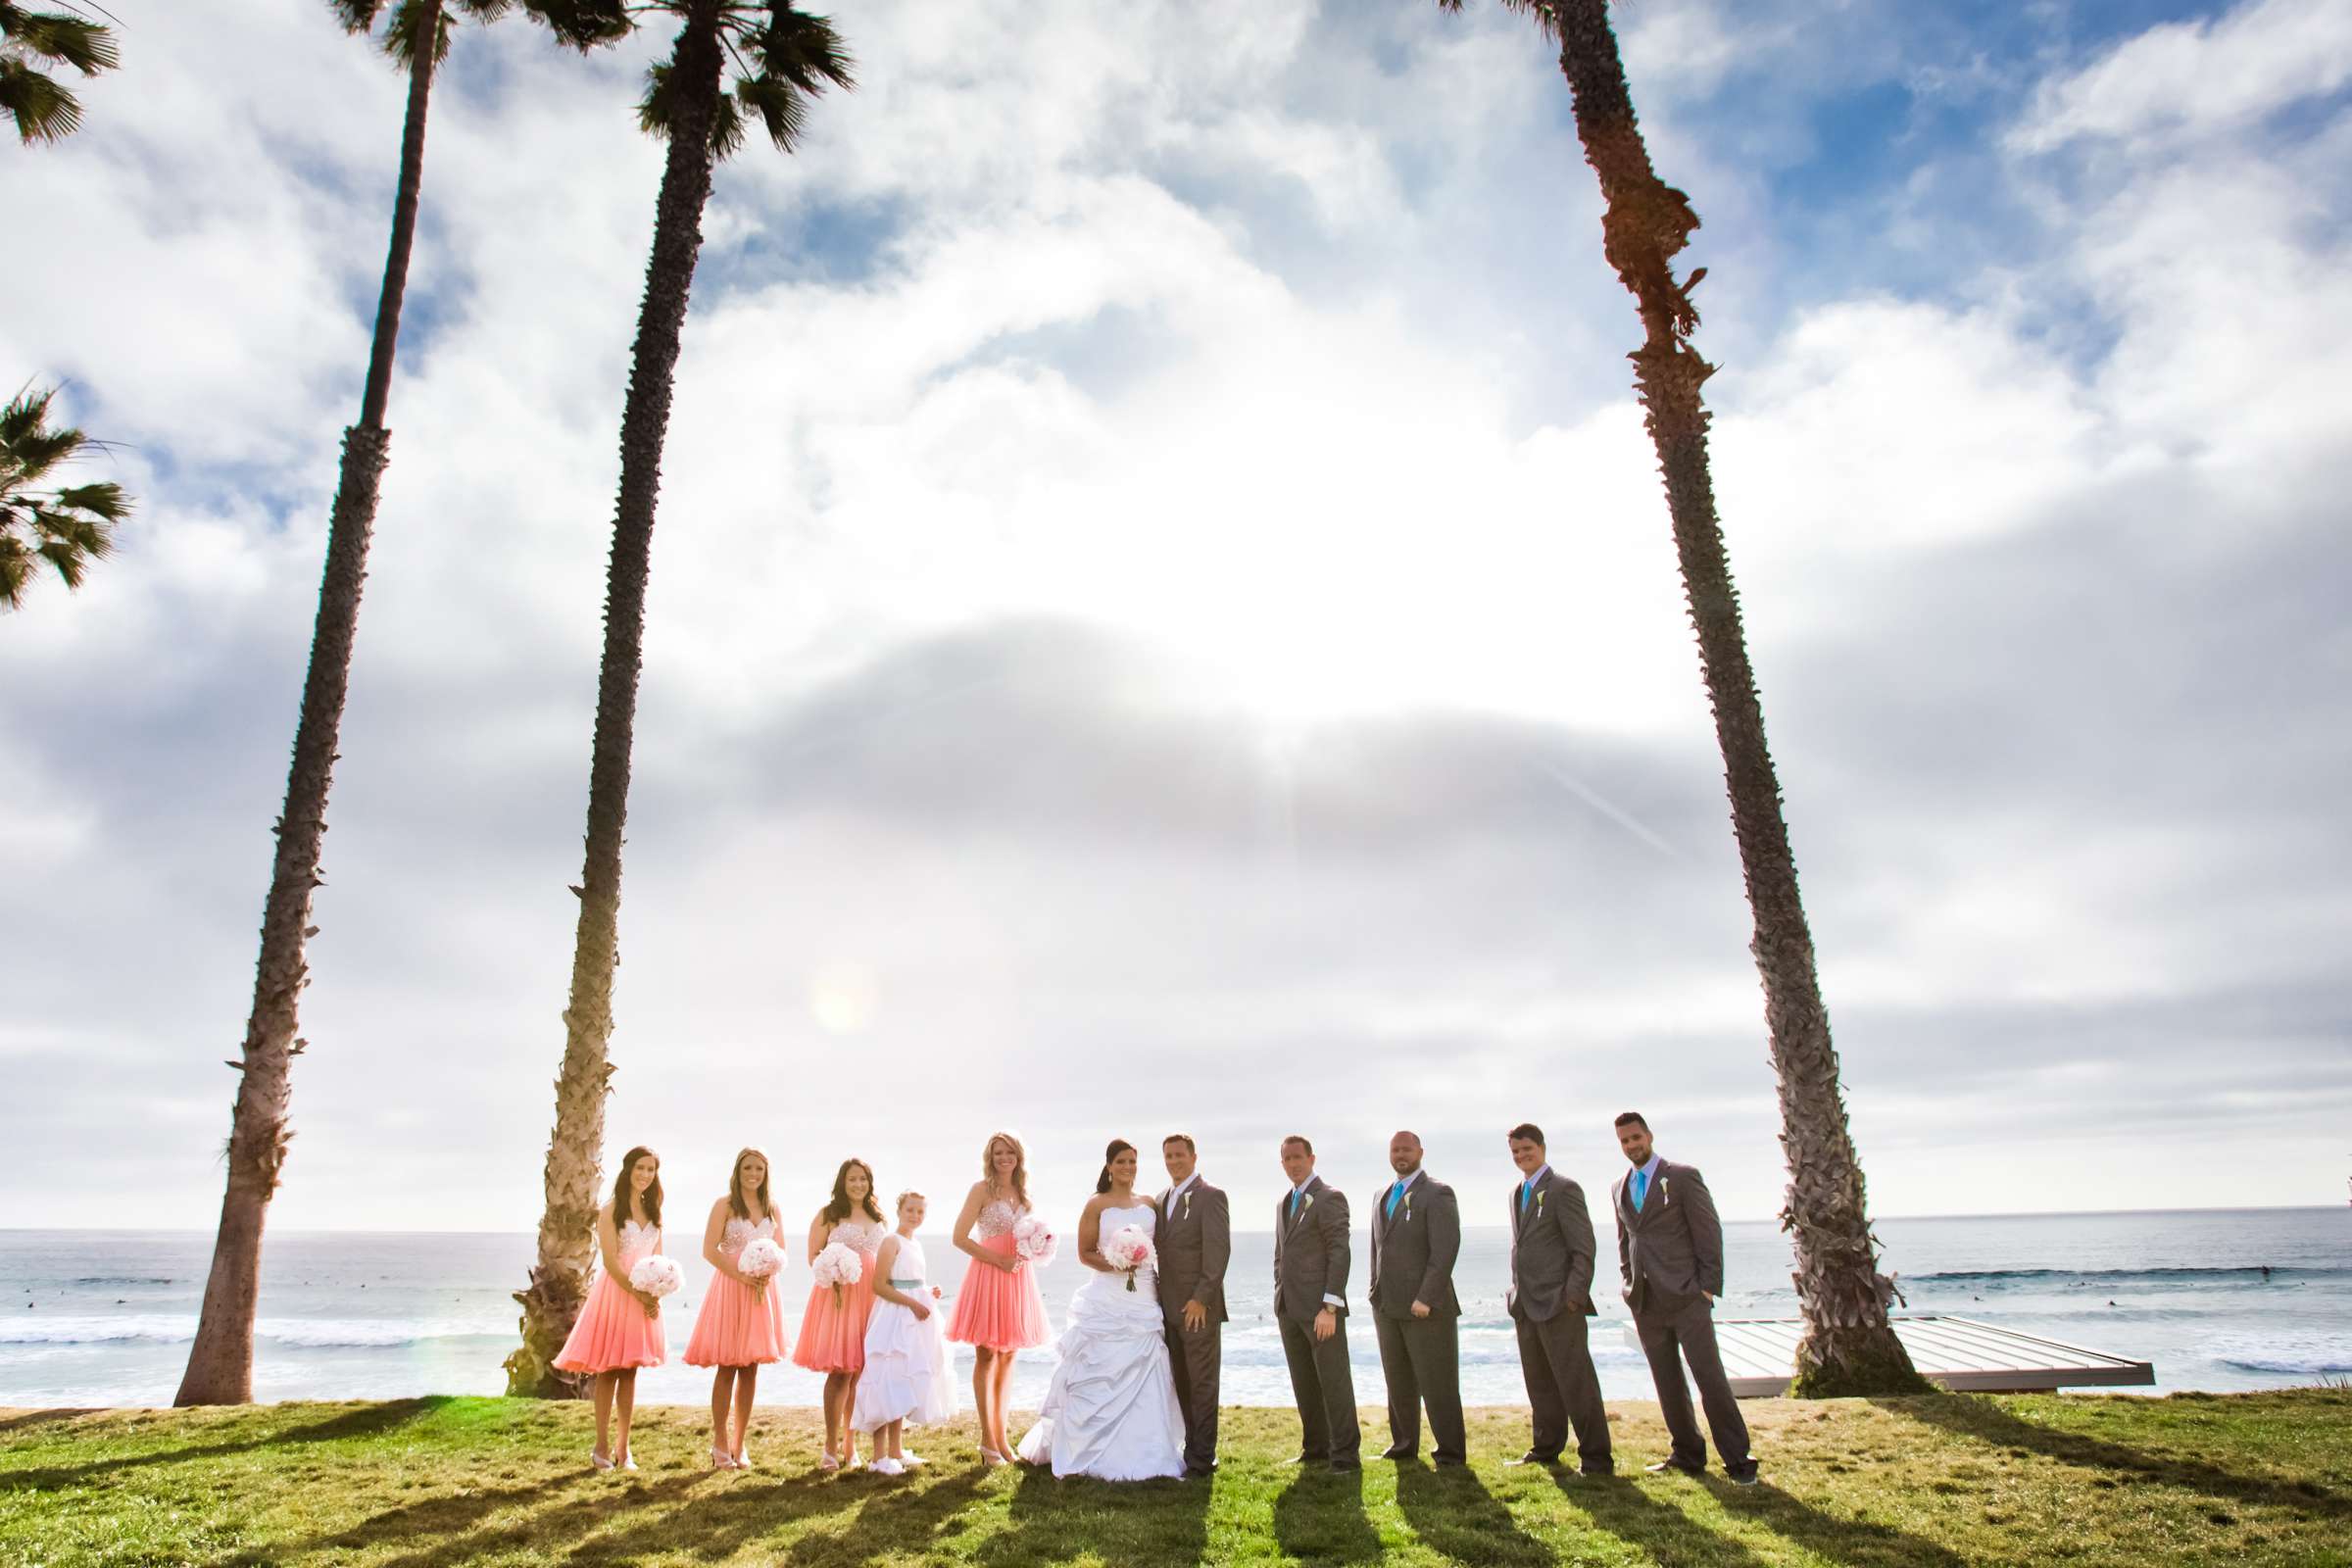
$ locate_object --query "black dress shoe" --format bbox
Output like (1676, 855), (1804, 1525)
(1432, 1454), (1466, 1467)
(1380, 1446), (1418, 1461)
(1185, 1463), (1216, 1479)
(1329, 1457), (1361, 1472)
(1727, 1469), (1760, 1487)
(1645, 1458), (1705, 1476)
(1579, 1464), (1617, 1478)
(1502, 1451), (1561, 1467)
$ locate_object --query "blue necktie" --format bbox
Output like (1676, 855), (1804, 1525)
(1520, 1179), (1534, 1212)
(1632, 1169), (1649, 1211)
(1386, 1182), (1404, 1219)
(1289, 1190), (1301, 1221)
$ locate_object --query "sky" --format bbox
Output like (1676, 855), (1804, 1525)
(3, 0), (2347, 1243)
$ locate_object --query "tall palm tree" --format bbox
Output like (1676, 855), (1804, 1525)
(506, 1), (852, 1397)
(0, 383), (126, 610)
(1, 0), (119, 144)
(1443, 0), (1927, 1395)
(174, 0), (623, 1407)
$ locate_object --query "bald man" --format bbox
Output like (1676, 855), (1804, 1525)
(1367, 1130), (1466, 1464)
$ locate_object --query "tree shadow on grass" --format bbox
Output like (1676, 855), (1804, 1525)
(954, 1461), (1212, 1568)
(1394, 1463), (1551, 1566)
(1271, 1464), (1381, 1566)
(1877, 1396), (2352, 1521)
(1700, 1474), (1972, 1568)
(0, 1398), (449, 1491)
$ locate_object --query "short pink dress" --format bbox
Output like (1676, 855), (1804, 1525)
(554, 1218), (668, 1374)
(683, 1212), (789, 1367)
(791, 1215), (887, 1373)
(947, 1197), (1051, 1351)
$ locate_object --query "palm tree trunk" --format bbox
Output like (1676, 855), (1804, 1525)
(175, 8), (441, 1407)
(1544, 0), (1928, 1396)
(506, 1), (725, 1398)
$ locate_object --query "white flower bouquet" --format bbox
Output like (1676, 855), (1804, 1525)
(737, 1237), (786, 1284)
(628, 1254), (683, 1298)
(1011, 1214), (1057, 1266)
(1102, 1225), (1156, 1291)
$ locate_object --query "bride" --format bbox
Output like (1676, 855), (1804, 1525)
(1013, 1139), (1187, 1481)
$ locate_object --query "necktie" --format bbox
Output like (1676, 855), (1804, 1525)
(1632, 1169), (1649, 1211)
(1520, 1179), (1534, 1211)
(1386, 1181), (1404, 1219)
(1289, 1190), (1301, 1221)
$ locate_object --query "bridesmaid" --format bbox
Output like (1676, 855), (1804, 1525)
(683, 1146), (789, 1470)
(947, 1131), (1051, 1464)
(792, 1156), (888, 1470)
(553, 1145), (668, 1472)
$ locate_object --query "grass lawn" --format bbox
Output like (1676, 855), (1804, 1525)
(3, 1390), (2347, 1566)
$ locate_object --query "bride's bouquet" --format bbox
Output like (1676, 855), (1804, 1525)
(1102, 1225), (1156, 1292)
(628, 1254), (684, 1299)
(811, 1241), (863, 1301)
(1012, 1214), (1057, 1267)
(737, 1237), (786, 1287)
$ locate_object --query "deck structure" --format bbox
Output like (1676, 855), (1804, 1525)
(1623, 1315), (2156, 1396)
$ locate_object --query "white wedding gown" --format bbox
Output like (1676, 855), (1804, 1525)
(1013, 1201), (1187, 1481)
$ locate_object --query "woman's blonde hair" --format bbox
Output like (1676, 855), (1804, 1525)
(982, 1131), (1030, 1209)
(727, 1147), (773, 1222)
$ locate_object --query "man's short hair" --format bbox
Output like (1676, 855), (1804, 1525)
(1282, 1134), (1313, 1155)
(1507, 1122), (1544, 1148)
(1162, 1133), (1197, 1154)
(1613, 1111), (1649, 1132)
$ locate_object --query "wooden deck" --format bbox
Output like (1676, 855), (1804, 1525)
(1622, 1315), (2156, 1396)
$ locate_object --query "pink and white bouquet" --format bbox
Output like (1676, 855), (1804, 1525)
(811, 1241), (863, 1298)
(628, 1254), (684, 1299)
(1102, 1225), (1155, 1291)
(1012, 1214), (1057, 1266)
(737, 1237), (786, 1285)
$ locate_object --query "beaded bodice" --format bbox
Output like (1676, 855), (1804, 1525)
(719, 1213), (777, 1259)
(826, 1216), (888, 1257)
(975, 1197), (1027, 1239)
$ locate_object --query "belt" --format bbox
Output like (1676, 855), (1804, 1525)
(888, 1279), (923, 1289)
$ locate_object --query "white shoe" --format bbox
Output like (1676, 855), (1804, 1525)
(732, 1450), (755, 1471)
(710, 1446), (737, 1470)
(619, 1455), (639, 1472)
(870, 1456), (905, 1477)
(590, 1451), (615, 1472)
(901, 1449), (926, 1467)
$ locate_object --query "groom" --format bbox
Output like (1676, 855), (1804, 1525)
(1155, 1133), (1231, 1478)
(1274, 1135), (1360, 1470)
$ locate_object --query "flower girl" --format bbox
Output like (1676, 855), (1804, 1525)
(553, 1146), (670, 1471)
(948, 1131), (1052, 1464)
(792, 1156), (889, 1469)
(852, 1192), (959, 1475)
(683, 1147), (790, 1470)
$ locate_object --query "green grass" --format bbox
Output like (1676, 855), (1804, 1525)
(2, 1390), (2347, 1566)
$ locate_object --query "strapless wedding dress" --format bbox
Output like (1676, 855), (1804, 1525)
(1013, 1201), (1186, 1481)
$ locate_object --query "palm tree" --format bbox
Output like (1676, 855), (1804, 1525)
(505, 0), (854, 1398)
(1443, 0), (1927, 1395)
(173, 0), (623, 1407)
(1, 0), (120, 144)
(0, 383), (127, 610)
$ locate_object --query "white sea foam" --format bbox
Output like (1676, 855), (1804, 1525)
(0, 1315), (503, 1349)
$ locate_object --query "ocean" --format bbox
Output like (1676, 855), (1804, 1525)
(2, 1207), (2344, 1410)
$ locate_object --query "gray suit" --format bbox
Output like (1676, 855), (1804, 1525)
(1367, 1170), (1465, 1462)
(1154, 1177), (1230, 1472)
(1506, 1166), (1612, 1469)
(1616, 1157), (1752, 1477)
(1273, 1176), (1359, 1463)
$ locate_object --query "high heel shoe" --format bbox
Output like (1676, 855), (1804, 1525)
(590, 1451), (615, 1472)
(710, 1446), (738, 1470)
(819, 1449), (841, 1472)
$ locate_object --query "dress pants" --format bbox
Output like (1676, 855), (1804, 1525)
(1633, 1291), (1753, 1475)
(1373, 1309), (1466, 1461)
(1511, 1309), (1612, 1468)
(1277, 1310), (1360, 1461)
(1164, 1316), (1222, 1470)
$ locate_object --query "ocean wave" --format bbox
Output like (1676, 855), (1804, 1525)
(0, 1315), (505, 1349)
(66, 1276), (178, 1287)
(2204, 1331), (2352, 1377)
(1906, 1266), (2343, 1289)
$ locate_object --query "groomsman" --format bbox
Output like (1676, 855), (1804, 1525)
(1367, 1130), (1466, 1465)
(1155, 1133), (1231, 1479)
(1613, 1111), (1757, 1483)
(1273, 1135), (1360, 1470)
(1504, 1123), (1613, 1474)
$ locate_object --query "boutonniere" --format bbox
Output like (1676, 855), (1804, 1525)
(1182, 1192), (1193, 1220)
(1301, 1192), (1316, 1213)
(1535, 1190), (1547, 1215)
(1403, 1191), (1413, 1221)
(1658, 1177), (1671, 1207)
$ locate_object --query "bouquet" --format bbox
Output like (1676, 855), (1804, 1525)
(811, 1241), (863, 1300)
(1011, 1214), (1057, 1266)
(628, 1254), (684, 1299)
(737, 1237), (786, 1285)
(1102, 1225), (1156, 1292)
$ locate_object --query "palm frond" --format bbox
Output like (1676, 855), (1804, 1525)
(731, 70), (806, 153)
(752, 5), (854, 98)
(384, 0), (456, 68)
(519, 0), (628, 50)
(0, 54), (83, 143)
(1435, 0), (1563, 44)
(3, 8), (120, 73)
(328, 0), (389, 34)
(635, 55), (684, 138)
(53, 480), (128, 521)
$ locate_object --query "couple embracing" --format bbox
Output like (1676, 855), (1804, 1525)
(1014, 1135), (1228, 1481)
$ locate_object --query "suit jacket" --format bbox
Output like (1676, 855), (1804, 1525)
(1367, 1170), (1461, 1320)
(1504, 1166), (1598, 1323)
(1614, 1157), (1725, 1307)
(1272, 1175), (1351, 1323)
(1153, 1177), (1232, 1324)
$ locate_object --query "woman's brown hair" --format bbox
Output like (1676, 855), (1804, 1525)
(611, 1146), (662, 1229)
(728, 1147), (774, 1222)
(822, 1157), (884, 1225)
